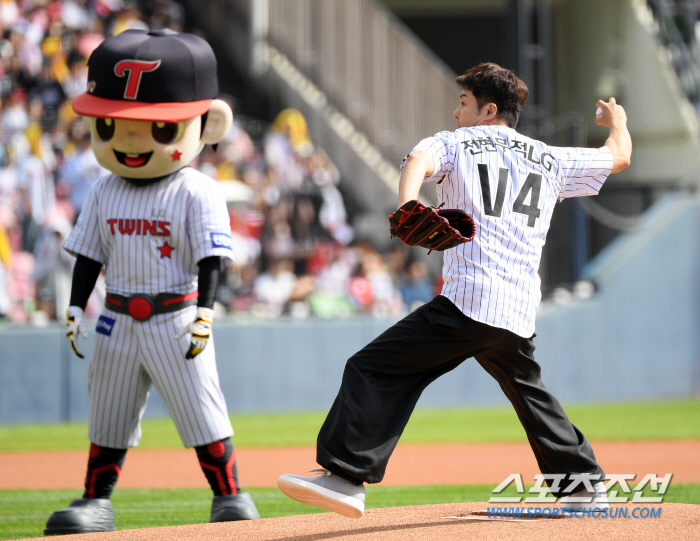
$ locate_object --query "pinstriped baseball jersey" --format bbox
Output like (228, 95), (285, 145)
(64, 166), (234, 296)
(406, 125), (613, 338)
(63, 166), (235, 448)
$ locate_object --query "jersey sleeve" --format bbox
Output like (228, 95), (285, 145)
(550, 145), (614, 200)
(400, 130), (457, 183)
(188, 178), (234, 267)
(63, 180), (106, 264)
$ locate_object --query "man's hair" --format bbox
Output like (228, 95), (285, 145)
(456, 63), (529, 129)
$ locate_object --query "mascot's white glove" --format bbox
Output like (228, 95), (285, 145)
(66, 306), (89, 359)
(174, 307), (214, 360)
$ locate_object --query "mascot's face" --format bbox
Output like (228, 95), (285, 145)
(87, 115), (204, 179)
(85, 100), (233, 179)
(72, 30), (233, 179)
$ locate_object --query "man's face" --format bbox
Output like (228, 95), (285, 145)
(88, 116), (204, 179)
(453, 88), (490, 128)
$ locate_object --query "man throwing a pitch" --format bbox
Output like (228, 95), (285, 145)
(278, 62), (632, 517)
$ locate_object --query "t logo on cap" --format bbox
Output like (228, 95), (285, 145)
(114, 59), (161, 100)
(73, 29), (221, 122)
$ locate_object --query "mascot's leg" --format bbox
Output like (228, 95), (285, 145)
(195, 437), (260, 522)
(44, 444), (127, 535)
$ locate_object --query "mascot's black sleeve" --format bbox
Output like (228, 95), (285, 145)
(69, 255), (103, 309)
(197, 256), (222, 310)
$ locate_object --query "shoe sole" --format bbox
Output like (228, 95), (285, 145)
(278, 475), (364, 519)
(44, 528), (115, 536)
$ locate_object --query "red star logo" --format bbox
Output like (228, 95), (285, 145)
(170, 149), (182, 162)
(158, 242), (174, 258)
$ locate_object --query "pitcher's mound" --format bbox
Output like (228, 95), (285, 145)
(28, 502), (699, 541)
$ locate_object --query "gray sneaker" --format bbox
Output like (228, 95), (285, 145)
(278, 469), (365, 518)
(44, 498), (115, 536)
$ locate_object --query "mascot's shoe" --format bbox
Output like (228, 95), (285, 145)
(560, 481), (610, 510)
(210, 492), (260, 522)
(277, 469), (365, 519)
(44, 498), (115, 535)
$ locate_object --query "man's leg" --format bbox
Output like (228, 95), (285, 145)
(317, 295), (489, 484)
(279, 297), (501, 517)
(474, 331), (605, 498)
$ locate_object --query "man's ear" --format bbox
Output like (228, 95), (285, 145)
(201, 99), (233, 145)
(485, 103), (498, 121)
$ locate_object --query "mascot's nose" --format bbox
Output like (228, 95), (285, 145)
(123, 126), (142, 145)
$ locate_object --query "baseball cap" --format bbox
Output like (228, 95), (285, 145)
(72, 29), (219, 122)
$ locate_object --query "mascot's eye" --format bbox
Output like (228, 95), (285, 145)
(152, 121), (181, 144)
(95, 118), (115, 141)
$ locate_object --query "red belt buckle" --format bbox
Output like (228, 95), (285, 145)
(127, 294), (155, 321)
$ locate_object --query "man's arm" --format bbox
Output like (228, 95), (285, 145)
(398, 150), (435, 207)
(595, 97), (632, 174)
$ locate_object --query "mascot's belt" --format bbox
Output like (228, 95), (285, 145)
(105, 292), (199, 321)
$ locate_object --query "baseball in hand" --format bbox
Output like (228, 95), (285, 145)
(596, 107), (603, 119)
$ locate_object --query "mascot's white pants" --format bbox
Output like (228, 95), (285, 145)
(87, 305), (233, 449)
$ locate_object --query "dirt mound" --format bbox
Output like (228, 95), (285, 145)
(20, 503), (700, 541)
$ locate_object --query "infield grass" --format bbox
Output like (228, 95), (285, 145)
(1, 399), (698, 452)
(1, 483), (698, 540)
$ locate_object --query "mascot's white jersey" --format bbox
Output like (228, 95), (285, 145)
(64, 166), (234, 295)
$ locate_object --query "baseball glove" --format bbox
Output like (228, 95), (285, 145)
(174, 307), (214, 360)
(389, 200), (475, 252)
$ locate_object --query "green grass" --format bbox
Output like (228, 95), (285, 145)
(1, 399), (698, 452)
(1, 483), (698, 540)
(1, 400), (697, 539)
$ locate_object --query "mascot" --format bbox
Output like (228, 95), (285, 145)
(44, 29), (259, 535)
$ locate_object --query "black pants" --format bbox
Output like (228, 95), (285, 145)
(317, 295), (604, 497)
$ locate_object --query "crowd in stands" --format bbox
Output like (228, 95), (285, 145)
(0, 0), (440, 324)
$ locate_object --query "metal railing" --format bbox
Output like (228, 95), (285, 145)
(264, 0), (459, 165)
(646, 0), (700, 113)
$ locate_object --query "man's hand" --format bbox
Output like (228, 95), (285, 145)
(66, 306), (89, 359)
(594, 97), (627, 128)
(174, 307), (214, 360)
(596, 97), (632, 173)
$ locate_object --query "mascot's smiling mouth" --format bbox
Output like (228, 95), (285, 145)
(114, 150), (153, 168)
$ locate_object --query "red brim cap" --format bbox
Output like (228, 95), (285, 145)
(72, 92), (212, 122)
